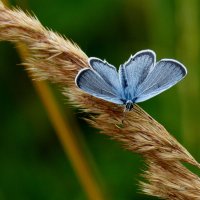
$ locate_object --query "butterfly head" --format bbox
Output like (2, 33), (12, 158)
(125, 100), (134, 111)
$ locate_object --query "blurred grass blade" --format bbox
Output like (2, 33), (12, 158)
(2, 0), (107, 199)
(176, 0), (200, 153)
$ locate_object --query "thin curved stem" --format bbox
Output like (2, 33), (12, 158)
(2, 1), (107, 199)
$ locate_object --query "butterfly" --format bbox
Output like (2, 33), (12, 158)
(75, 50), (187, 111)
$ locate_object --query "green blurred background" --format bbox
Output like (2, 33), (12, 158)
(0, 0), (200, 199)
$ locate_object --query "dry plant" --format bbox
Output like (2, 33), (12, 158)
(0, 2), (200, 199)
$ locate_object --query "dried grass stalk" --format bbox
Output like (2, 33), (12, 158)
(0, 2), (200, 199)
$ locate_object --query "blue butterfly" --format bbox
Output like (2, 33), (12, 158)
(75, 50), (187, 111)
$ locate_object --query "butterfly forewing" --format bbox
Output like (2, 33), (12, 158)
(119, 50), (155, 100)
(75, 68), (124, 104)
(89, 58), (122, 94)
(135, 59), (187, 103)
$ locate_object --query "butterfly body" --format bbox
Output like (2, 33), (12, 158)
(75, 50), (187, 111)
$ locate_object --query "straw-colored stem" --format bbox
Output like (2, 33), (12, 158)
(18, 33), (107, 200)
(32, 81), (106, 200)
(2, 1), (106, 200)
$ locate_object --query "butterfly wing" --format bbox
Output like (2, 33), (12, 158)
(75, 68), (124, 104)
(119, 50), (156, 100)
(135, 59), (187, 103)
(89, 57), (122, 93)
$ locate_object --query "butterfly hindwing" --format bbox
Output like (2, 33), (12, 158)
(75, 68), (124, 104)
